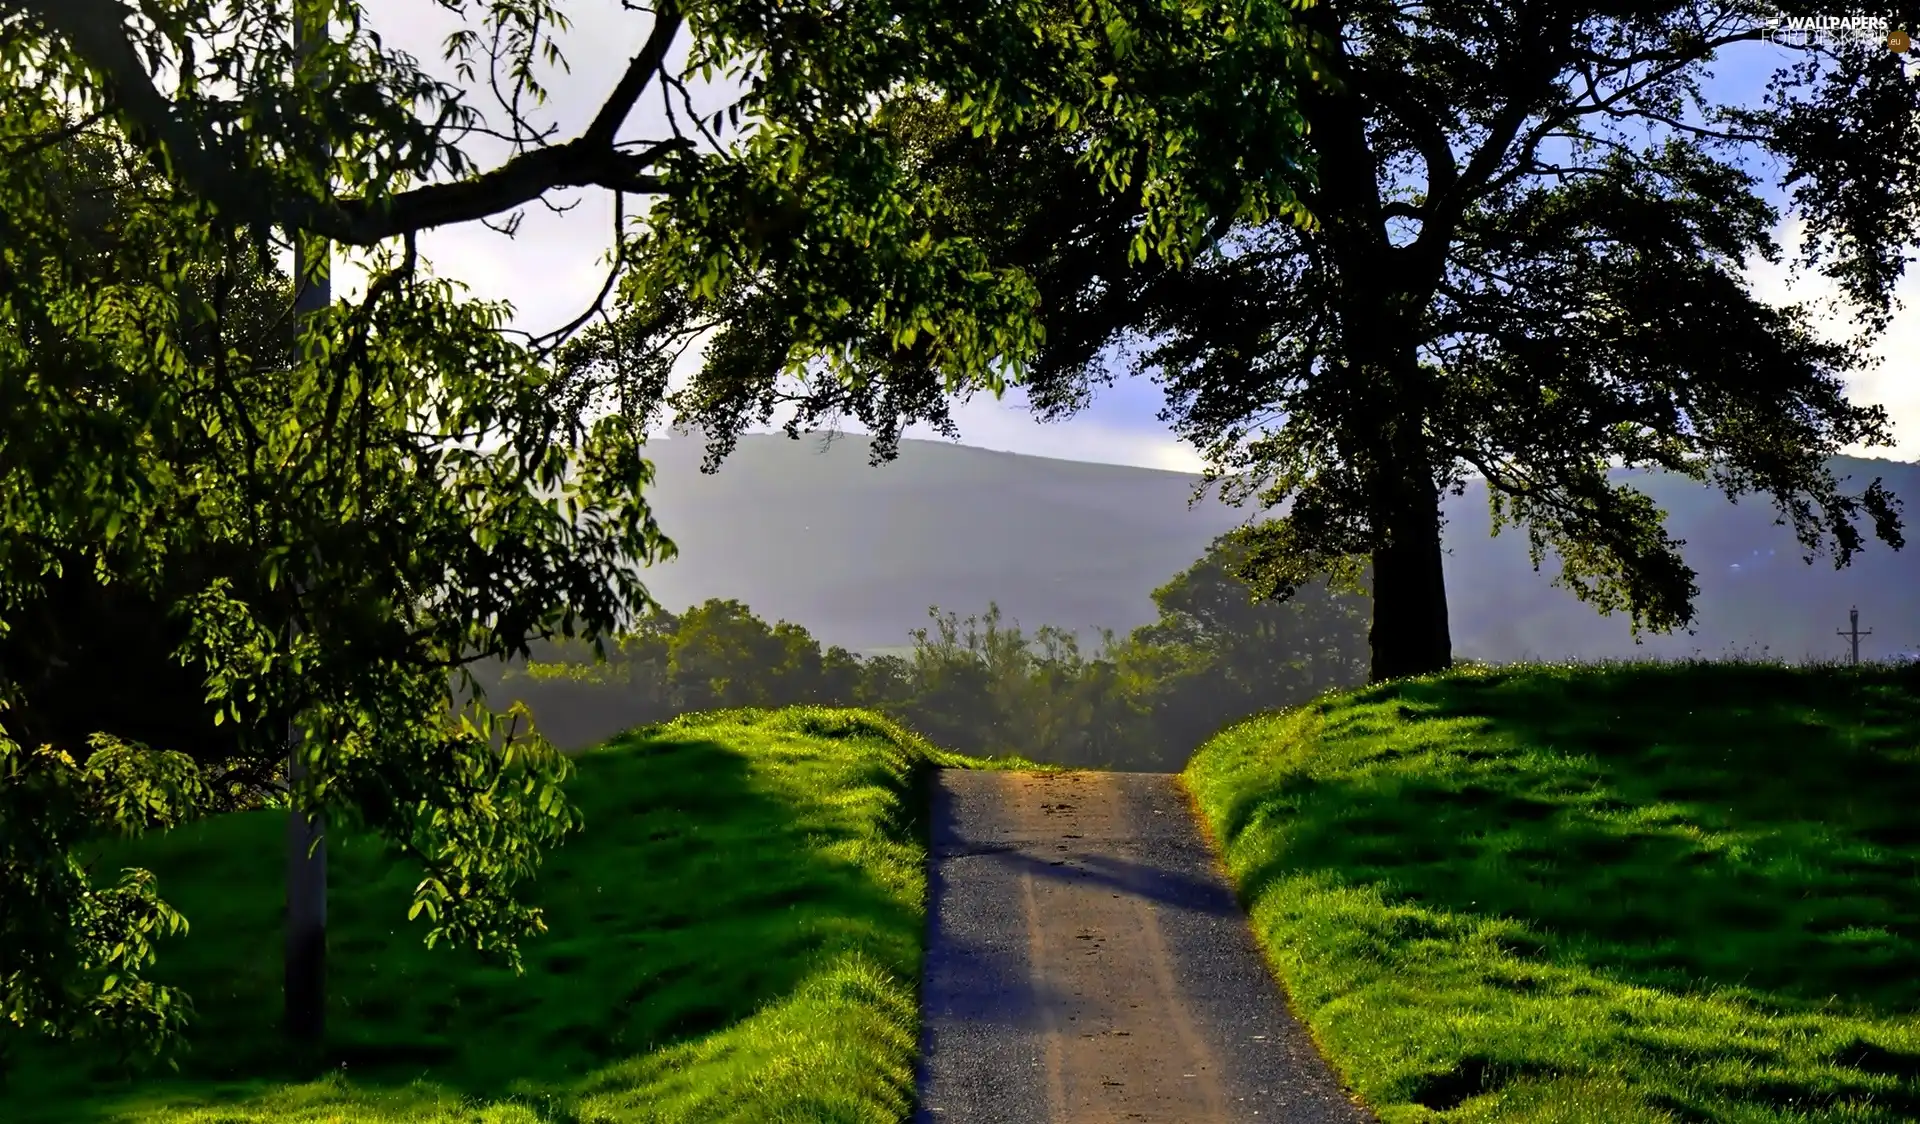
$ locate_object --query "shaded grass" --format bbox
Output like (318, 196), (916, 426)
(1184, 659), (1920, 1123)
(3, 707), (1037, 1123)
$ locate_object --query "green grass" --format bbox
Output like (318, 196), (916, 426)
(3, 706), (1038, 1123)
(1184, 659), (1920, 1124)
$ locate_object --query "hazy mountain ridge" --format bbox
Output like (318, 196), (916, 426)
(630, 434), (1920, 664)
(634, 434), (1249, 649)
(1443, 458), (1920, 662)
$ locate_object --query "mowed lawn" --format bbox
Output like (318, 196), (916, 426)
(1186, 660), (1920, 1124)
(3, 707), (1025, 1124)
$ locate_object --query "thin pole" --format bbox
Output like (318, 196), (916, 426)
(285, 0), (329, 1049)
(1837, 606), (1872, 667)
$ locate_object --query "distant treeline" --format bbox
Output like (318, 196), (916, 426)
(480, 535), (1372, 770)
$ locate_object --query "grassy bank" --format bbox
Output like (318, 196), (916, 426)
(4, 707), (1027, 1124)
(1185, 660), (1920, 1124)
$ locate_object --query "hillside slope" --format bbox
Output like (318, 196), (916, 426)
(628, 434), (1920, 662)
(1, 709), (1030, 1123)
(1185, 661), (1920, 1122)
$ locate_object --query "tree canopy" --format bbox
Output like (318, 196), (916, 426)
(1001, 1), (1914, 680)
(629, 0), (1914, 680)
(0, 99), (619, 1069)
(1, 0), (1322, 1063)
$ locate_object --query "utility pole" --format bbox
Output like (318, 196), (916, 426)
(285, 0), (329, 1051)
(1837, 606), (1873, 667)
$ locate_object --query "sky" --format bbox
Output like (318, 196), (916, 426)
(326, 2), (1917, 472)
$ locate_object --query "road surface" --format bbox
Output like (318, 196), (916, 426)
(914, 769), (1375, 1124)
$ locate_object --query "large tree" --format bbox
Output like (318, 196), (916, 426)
(636, 1), (1915, 682)
(1, 0), (1320, 1063)
(1017, 0), (1914, 681)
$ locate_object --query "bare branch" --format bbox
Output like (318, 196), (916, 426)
(529, 189), (630, 352)
(583, 4), (684, 148)
(17, 0), (694, 245)
(1467, 28), (1767, 207)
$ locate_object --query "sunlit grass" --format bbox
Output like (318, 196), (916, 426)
(4, 707), (1034, 1123)
(1186, 659), (1920, 1123)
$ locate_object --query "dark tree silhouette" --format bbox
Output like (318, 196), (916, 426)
(769, 2), (1914, 681)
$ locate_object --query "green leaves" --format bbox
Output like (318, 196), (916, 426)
(0, 73), (658, 1058)
(592, 0), (1317, 463)
(0, 733), (199, 1073)
(0, 0), (1321, 1064)
(79, 735), (210, 838)
(942, 0), (1909, 670)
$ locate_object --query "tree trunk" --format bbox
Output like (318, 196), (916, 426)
(284, 0), (328, 1048)
(1288, 8), (1455, 683)
(283, 760), (327, 1046)
(1367, 485), (1452, 682)
(1344, 340), (1455, 682)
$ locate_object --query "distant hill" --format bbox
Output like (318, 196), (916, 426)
(632, 433), (1248, 649)
(1445, 459), (1920, 663)
(623, 433), (1920, 665)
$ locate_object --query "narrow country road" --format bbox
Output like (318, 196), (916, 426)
(914, 770), (1375, 1124)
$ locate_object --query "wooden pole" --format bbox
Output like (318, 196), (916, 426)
(285, 0), (329, 1050)
(1837, 606), (1872, 667)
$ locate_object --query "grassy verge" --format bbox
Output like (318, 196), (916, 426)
(1184, 660), (1920, 1124)
(4, 707), (1033, 1123)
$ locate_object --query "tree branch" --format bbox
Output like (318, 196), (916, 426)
(1348, 60), (1457, 213)
(583, 4), (684, 149)
(1464, 27), (1764, 209)
(18, 0), (694, 245)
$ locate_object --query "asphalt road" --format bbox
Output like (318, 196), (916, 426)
(914, 769), (1376, 1124)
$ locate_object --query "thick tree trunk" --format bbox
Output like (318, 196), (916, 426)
(1292, 1), (1457, 683)
(1345, 348), (1455, 682)
(1356, 341), (1453, 681)
(1367, 485), (1452, 682)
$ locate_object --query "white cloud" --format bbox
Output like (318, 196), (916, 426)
(886, 390), (1203, 472)
(1742, 217), (1919, 460)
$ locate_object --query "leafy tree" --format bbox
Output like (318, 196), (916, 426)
(5, 0), (1320, 1060)
(854, 652), (918, 711)
(0, 105), (628, 1069)
(1139, 531), (1370, 696)
(889, 610), (1004, 752)
(856, 1), (1916, 681)
(552, 0), (1320, 470)
(1120, 532), (1369, 751)
(665, 598), (828, 707)
(1016, 622), (1139, 766)
(0, 132), (292, 811)
(0, 736), (205, 1073)
(768, 621), (831, 703)
(818, 644), (867, 703)
(898, 604), (1135, 764)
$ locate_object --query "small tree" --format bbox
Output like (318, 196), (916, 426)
(666, 599), (832, 708)
(1120, 532), (1370, 752)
